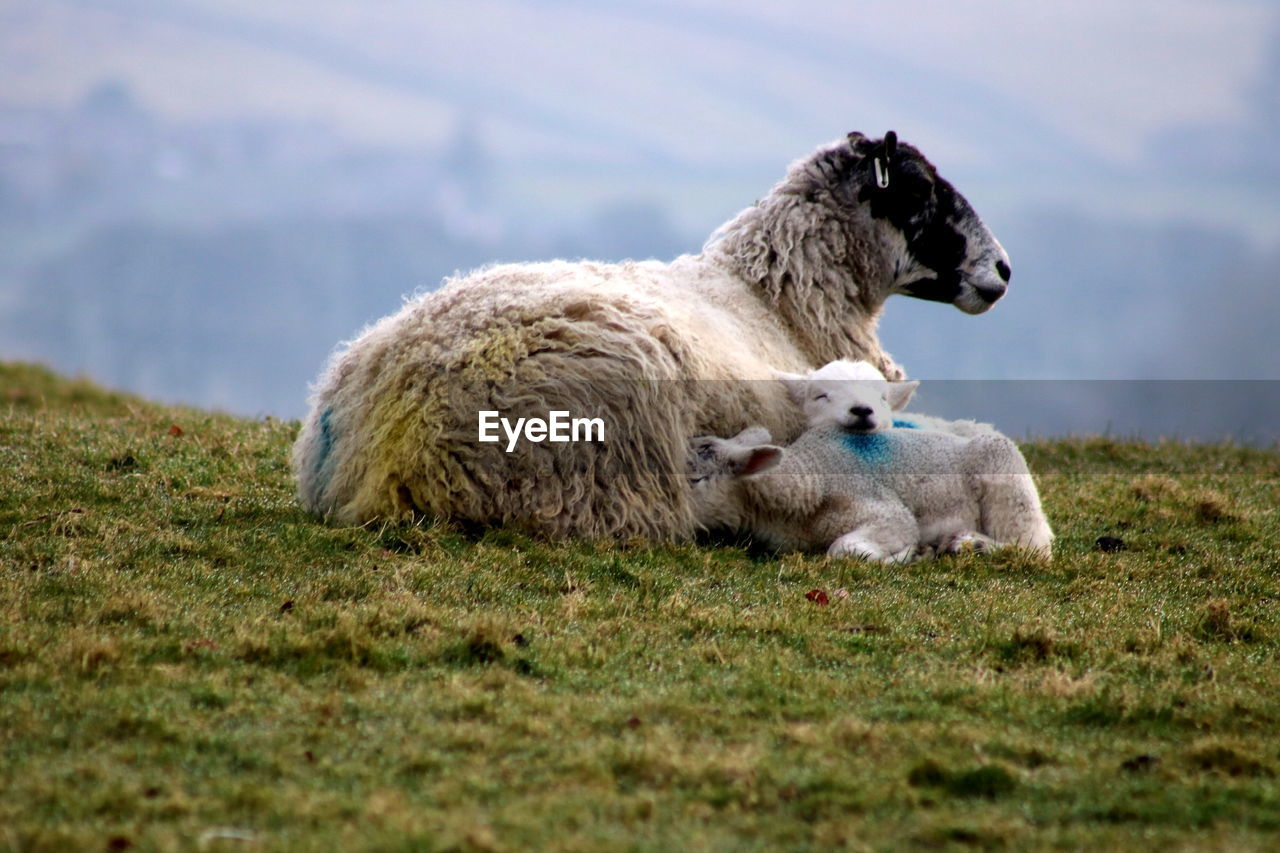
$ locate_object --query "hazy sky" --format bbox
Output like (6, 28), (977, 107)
(4, 0), (1275, 170)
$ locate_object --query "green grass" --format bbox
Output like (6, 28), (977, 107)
(3, 361), (1279, 851)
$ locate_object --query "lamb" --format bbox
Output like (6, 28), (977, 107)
(293, 131), (1014, 539)
(687, 375), (1053, 561)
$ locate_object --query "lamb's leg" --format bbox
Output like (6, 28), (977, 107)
(826, 502), (918, 564)
(968, 436), (1054, 558)
(828, 531), (917, 563)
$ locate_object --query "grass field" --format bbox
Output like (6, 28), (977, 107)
(2, 361), (1279, 852)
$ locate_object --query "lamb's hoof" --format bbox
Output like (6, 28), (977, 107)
(945, 533), (994, 554)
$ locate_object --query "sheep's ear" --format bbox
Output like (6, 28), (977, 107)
(885, 380), (919, 411)
(846, 131), (867, 148)
(734, 425), (773, 445)
(731, 445), (783, 478)
(883, 130), (898, 159)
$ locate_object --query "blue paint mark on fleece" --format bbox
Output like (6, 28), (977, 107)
(314, 407), (335, 482)
(892, 418), (919, 429)
(840, 431), (894, 464)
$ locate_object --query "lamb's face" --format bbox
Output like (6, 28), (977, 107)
(687, 428), (783, 526)
(847, 132), (1011, 315)
(780, 360), (919, 432)
(798, 376), (911, 432)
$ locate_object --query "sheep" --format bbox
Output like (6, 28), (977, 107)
(687, 421), (1054, 562)
(293, 131), (1014, 539)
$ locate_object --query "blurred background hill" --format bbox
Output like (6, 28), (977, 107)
(1, 0), (1278, 440)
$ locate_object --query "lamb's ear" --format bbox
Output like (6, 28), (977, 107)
(730, 445), (783, 478)
(734, 425), (773, 445)
(846, 131), (867, 149)
(885, 380), (919, 411)
(776, 374), (807, 405)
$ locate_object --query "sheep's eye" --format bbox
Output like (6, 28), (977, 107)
(813, 393), (828, 401)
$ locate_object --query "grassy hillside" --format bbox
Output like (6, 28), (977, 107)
(2, 362), (1279, 851)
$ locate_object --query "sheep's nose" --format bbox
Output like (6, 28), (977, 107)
(995, 260), (1011, 282)
(850, 406), (873, 418)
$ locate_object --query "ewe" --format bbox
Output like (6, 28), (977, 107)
(295, 132), (1013, 539)
(688, 372), (1053, 561)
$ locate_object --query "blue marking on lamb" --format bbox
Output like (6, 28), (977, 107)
(840, 431), (893, 463)
(891, 418), (919, 429)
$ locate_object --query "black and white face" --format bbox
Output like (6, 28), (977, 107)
(848, 131), (1011, 315)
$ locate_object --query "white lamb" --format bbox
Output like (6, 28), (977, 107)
(688, 374), (1053, 561)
